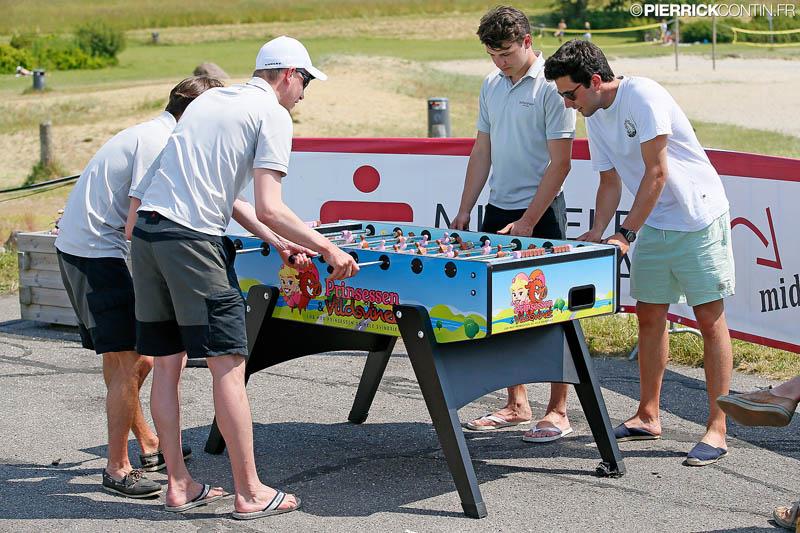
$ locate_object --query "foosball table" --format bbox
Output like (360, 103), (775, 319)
(205, 220), (626, 518)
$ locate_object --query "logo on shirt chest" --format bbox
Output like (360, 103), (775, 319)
(624, 118), (637, 138)
(518, 100), (535, 108)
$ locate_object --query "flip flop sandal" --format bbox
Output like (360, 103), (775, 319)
(463, 414), (530, 431)
(232, 491), (301, 520)
(164, 483), (227, 512)
(522, 425), (574, 443)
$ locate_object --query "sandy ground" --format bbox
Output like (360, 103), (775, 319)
(430, 54), (800, 139)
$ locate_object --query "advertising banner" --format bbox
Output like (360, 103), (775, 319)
(232, 138), (800, 353)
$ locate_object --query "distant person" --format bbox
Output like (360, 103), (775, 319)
(545, 40), (735, 466)
(131, 35), (358, 519)
(659, 19), (669, 43)
(583, 21), (592, 41)
(452, 6), (577, 443)
(717, 376), (799, 530)
(54, 75), (223, 498)
(555, 19), (567, 43)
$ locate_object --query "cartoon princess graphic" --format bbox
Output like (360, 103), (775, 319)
(510, 272), (531, 309)
(278, 264), (301, 312)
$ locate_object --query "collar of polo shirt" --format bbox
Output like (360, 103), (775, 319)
(498, 50), (545, 86)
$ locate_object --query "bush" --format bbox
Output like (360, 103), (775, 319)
(9, 32), (37, 50)
(0, 44), (34, 73)
(680, 19), (734, 43)
(30, 34), (110, 71)
(75, 22), (126, 58)
(24, 160), (66, 187)
(0, 30), (118, 73)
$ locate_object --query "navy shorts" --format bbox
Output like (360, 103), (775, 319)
(56, 250), (136, 354)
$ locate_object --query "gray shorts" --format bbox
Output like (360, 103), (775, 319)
(131, 211), (247, 358)
(56, 250), (136, 354)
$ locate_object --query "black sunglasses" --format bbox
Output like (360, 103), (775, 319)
(296, 68), (313, 89)
(559, 82), (584, 101)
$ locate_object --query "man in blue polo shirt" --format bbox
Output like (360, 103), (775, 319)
(452, 6), (577, 443)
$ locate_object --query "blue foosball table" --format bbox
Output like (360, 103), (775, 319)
(205, 220), (626, 518)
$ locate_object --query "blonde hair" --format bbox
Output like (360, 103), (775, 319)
(510, 272), (529, 293)
(279, 264), (298, 281)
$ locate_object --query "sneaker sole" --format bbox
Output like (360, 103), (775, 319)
(102, 485), (162, 499)
(140, 451), (193, 472)
(717, 397), (792, 427)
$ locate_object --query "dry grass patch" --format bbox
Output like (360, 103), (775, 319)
(126, 13), (484, 45)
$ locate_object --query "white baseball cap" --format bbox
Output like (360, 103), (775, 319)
(255, 35), (327, 81)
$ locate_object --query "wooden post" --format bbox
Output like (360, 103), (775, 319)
(673, 17), (680, 71)
(39, 121), (52, 167)
(712, 15), (717, 71)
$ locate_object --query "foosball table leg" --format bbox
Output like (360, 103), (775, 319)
(395, 304), (488, 519)
(348, 337), (397, 424)
(563, 319), (626, 477)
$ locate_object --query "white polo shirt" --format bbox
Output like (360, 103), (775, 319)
(55, 111), (176, 259)
(477, 52), (576, 210)
(586, 76), (729, 232)
(137, 77), (292, 236)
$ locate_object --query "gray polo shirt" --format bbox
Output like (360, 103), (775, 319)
(55, 111), (176, 259)
(137, 77), (292, 236)
(477, 52), (576, 210)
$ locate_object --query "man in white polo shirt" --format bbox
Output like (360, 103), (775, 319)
(545, 40), (734, 466)
(55, 76), (223, 498)
(452, 6), (577, 444)
(131, 36), (358, 519)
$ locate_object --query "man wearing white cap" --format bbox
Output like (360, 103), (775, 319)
(131, 36), (358, 519)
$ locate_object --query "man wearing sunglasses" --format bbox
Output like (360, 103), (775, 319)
(452, 6), (577, 444)
(545, 40), (734, 467)
(130, 35), (358, 519)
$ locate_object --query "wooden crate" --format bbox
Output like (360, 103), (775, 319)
(17, 231), (78, 326)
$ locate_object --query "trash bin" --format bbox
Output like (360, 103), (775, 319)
(427, 97), (451, 138)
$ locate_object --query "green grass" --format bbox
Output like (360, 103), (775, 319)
(0, 249), (18, 293)
(583, 314), (800, 380)
(1, 1), (548, 33)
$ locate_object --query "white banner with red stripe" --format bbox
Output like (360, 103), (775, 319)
(233, 138), (800, 353)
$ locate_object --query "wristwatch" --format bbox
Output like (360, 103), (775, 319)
(618, 226), (637, 243)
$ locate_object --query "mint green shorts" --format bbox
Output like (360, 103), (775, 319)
(630, 212), (735, 307)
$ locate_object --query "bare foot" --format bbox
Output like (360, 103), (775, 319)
(166, 481), (226, 508)
(621, 415), (662, 438)
(465, 406), (532, 429)
(699, 428), (727, 450)
(235, 486), (299, 514)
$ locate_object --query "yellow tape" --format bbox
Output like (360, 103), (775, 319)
(732, 40), (800, 47)
(729, 26), (800, 35)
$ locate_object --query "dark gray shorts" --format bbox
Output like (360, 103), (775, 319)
(131, 212), (247, 359)
(56, 250), (136, 354)
(481, 192), (567, 239)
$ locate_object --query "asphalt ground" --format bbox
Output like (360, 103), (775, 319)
(0, 294), (797, 532)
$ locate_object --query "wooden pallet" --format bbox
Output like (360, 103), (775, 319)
(17, 231), (78, 326)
